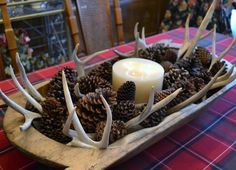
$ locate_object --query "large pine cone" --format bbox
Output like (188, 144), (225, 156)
(139, 44), (168, 63)
(76, 88), (117, 132)
(78, 75), (112, 95)
(88, 62), (112, 82)
(117, 81), (136, 101)
(113, 100), (136, 122)
(163, 68), (190, 89)
(140, 108), (167, 128)
(38, 97), (71, 143)
(95, 120), (127, 143)
(194, 46), (212, 66)
(47, 67), (77, 104)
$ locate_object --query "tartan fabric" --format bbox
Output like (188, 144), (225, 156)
(0, 27), (236, 170)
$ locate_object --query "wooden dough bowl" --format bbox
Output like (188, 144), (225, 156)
(3, 60), (236, 170)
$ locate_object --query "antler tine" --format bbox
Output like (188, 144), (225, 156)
(74, 83), (85, 98)
(142, 27), (146, 42)
(183, 0), (217, 58)
(62, 71), (112, 148)
(208, 25), (218, 71)
(200, 28), (213, 39)
(113, 49), (134, 58)
(81, 49), (110, 65)
(0, 89), (41, 131)
(9, 66), (43, 113)
(16, 53), (45, 102)
(216, 66), (234, 83)
(99, 94), (112, 148)
(168, 64), (226, 114)
(210, 72), (236, 90)
(125, 87), (155, 129)
(178, 14), (191, 59)
(72, 44), (85, 79)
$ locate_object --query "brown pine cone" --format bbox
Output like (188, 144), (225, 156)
(190, 56), (204, 77)
(160, 61), (173, 72)
(161, 48), (177, 63)
(140, 108), (167, 128)
(189, 77), (205, 92)
(78, 75), (112, 94)
(88, 62), (112, 82)
(194, 46), (212, 66)
(47, 67), (77, 104)
(95, 120), (127, 143)
(117, 81), (136, 102)
(209, 61), (226, 76)
(163, 68), (190, 89)
(38, 97), (71, 143)
(195, 69), (212, 84)
(113, 100), (136, 122)
(76, 88), (117, 132)
(139, 43), (168, 63)
(173, 57), (192, 71)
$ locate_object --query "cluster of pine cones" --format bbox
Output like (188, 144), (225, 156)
(25, 43), (226, 145)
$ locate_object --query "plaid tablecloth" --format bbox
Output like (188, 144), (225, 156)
(0, 28), (236, 170)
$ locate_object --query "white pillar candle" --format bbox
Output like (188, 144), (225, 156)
(112, 58), (164, 103)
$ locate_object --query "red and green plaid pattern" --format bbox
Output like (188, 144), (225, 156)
(0, 28), (236, 170)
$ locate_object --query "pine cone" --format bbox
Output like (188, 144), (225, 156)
(209, 61), (226, 76)
(140, 108), (167, 128)
(88, 62), (112, 82)
(38, 97), (71, 143)
(95, 120), (127, 143)
(190, 56), (204, 77)
(195, 69), (212, 84)
(173, 57), (192, 71)
(113, 100), (136, 122)
(161, 48), (177, 63)
(117, 81), (136, 101)
(160, 61), (173, 72)
(163, 68), (190, 89)
(76, 88), (117, 132)
(47, 67), (77, 104)
(189, 77), (205, 92)
(194, 46), (211, 66)
(78, 75), (112, 94)
(139, 44), (168, 63)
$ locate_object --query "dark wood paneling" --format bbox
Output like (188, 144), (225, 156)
(111, 0), (169, 42)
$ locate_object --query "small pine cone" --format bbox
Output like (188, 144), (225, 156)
(190, 56), (204, 77)
(139, 44), (167, 63)
(154, 88), (176, 103)
(161, 48), (177, 63)
(95, 120), (127, 143)
(78, 75), (112, 94)
(194, 46), (211, 66)
(117, 81), (136, 101)
(189, 77), (205, 92)
(76, 88), (117, 132)
(88, 62), (112, 82)
(38, 97), (71, 143)
(113, 100), (135, 122)
(47, 67), (77, 104)
(140, 108), (167, 128)
(173, 57), (192, 71)
(160, 61), (173, 72)
(195, 69), (212, 84)
(209, 61), (226, 76)
(163, 68), (190, 89)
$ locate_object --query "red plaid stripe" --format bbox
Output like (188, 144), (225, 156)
(0, 27), (236, 170)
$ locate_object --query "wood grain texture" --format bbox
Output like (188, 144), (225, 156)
(75, 0), (114, 54)
(3, 57), (236, 170)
